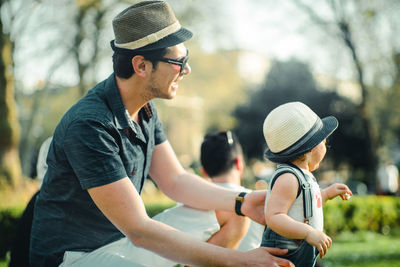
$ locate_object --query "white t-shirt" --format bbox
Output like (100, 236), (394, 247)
(217, 183), (264, 251)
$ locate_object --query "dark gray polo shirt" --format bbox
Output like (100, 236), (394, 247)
(30, 74), (167, 266)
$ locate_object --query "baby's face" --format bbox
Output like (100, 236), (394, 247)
(308, 140), (327, 171)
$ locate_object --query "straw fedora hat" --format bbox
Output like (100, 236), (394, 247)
(111, 1), (192, 52)
(263, 102), (338, 163)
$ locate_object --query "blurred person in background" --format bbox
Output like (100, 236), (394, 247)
(200, 131), (265, 251)
(36, 137), (53, 187)
(376, 161), (399, 196)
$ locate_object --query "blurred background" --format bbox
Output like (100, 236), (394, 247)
(1, 0), (400, 266)
(2, 0), (399, 192)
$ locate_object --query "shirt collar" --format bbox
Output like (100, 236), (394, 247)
(104, 74), (154, 132)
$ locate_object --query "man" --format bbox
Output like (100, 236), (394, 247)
(377, 161), (399, 196)
(30, 1), (293, 266)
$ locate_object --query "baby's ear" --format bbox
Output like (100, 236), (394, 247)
(304, 150), (313, 158)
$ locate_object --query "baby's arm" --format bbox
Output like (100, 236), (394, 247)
(321, 183), (353, 204)
(266, 173), (331, 258)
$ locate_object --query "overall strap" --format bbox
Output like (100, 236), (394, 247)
(270, 163), (313, 223)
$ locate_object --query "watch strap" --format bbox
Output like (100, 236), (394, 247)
(235, 192), (247, 216)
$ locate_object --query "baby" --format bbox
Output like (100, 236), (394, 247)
(260, 102), (352, 267)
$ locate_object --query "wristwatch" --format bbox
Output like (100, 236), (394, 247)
(235, 192), (247, 216)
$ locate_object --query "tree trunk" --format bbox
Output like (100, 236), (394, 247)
(339, 21), (378, 181)
(0, 16), (22, 188)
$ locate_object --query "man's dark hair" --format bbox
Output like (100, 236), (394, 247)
(200, 131), (243, 177)
(112, 47), (169, 79)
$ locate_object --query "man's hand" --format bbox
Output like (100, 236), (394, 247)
(243, 247), (294, 267)
(305, 229), (332, 258)
(241, 190), (267, 224)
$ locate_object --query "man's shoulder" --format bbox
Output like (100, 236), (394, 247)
(56, 88), (115, 136)
(70, 85), (113, 119)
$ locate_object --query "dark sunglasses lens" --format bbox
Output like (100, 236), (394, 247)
(180, 58), (188, 74)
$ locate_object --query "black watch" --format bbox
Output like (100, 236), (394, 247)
(235, 192), (247, 216)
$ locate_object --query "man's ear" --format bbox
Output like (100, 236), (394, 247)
(235, 156), (244, 173)
(131, 55), (149, 78)
(200, 166), (209, 178)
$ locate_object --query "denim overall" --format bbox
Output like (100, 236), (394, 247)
(261, 164), (319, 267)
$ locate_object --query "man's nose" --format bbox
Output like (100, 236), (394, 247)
(182, 62), (191, 75)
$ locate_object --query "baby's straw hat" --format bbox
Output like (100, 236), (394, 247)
(111, 1), (192, 52)
(263, 102), (338, 163)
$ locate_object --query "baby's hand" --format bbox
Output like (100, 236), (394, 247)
(305, 229), (332, 258)
(342, 192), (351, 200)
(326, 183), (353, 200)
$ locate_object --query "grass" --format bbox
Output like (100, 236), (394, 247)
(321, 231), (400, 267)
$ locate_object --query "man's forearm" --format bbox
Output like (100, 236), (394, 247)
(149, 142), (241, 213)
(126, 217), (244, 266)
(160, 171), (240, 212)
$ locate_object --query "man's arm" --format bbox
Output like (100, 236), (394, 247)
(88, 177), (292, 266)
(149, 141), (266, 224)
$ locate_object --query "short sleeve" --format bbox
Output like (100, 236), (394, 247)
(63, 119), (127, 189)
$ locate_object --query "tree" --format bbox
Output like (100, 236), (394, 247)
(234, 59), (371, 183)
(286, 0), (400, 181)
(374, 53), (400, 162)
(13, 0), (231, 176)
(17, 0), (112, 175)
(0, 0), (22, 187)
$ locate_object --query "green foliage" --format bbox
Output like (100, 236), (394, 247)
(0, 208), (22, 259)
(146, 203), (177, 218)
(324, 196), (400, 237)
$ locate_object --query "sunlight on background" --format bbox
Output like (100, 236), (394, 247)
(1, 1), (400, 265)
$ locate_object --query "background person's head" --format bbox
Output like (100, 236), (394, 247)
(263, 102), (338, 170)
(200, 131), (244, 179)
(110, 1), (192, 79)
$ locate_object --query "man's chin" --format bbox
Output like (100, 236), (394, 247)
(168, 92), (177, 99)
(167, 87), (178, 99)
(160, 92), (176, 100)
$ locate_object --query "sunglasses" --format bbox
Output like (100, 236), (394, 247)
(225, 131), (234, 145)
(157, 48), (189, 74)
(204, 130), (234, 146)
